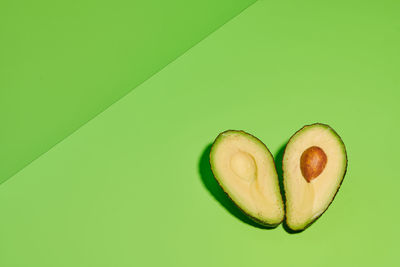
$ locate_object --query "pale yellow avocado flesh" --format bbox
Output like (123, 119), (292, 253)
(210, 130), (284, 226)
(283, 124), (347, 231)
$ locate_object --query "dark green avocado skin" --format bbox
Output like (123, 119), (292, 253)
(209, 130), (283, 228)
(283, 123), (348, 233)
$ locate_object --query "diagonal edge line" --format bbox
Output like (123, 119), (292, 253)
(1, 0), (258, 186)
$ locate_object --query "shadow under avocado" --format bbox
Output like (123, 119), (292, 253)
(274, 142), (286, 210)
(198, 144), (274, 229)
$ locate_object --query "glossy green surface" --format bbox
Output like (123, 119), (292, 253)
(0, 0), (399, 266)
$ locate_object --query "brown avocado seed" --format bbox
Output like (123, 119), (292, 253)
(300, 146), (327, 182)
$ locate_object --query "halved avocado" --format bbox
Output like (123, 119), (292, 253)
(210, 130), (284, 227)
(283, 123), (347, 232)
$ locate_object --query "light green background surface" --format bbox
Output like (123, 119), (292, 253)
(1, 0), (399, 266)
(0, 0), (255, 183)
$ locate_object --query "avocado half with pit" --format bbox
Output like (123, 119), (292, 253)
(283, 123), (347, 232)
(210, 130), (284, 227)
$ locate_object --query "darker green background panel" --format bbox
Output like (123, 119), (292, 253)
(0, 0), (256, 183)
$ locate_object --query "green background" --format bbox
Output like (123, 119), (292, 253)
(1, 0), (399, 266)
(0, 0), (255, 183)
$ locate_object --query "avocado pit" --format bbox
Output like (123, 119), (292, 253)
(300, 146), (327, 182)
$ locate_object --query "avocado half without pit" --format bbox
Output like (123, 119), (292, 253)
(209, 130), (284, 227)
(283, 123), (348, 232)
